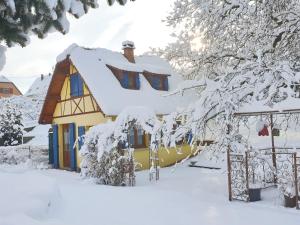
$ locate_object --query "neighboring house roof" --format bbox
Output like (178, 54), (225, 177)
(25, 75), (52, 97)
(39, 43), (196, 124)
(23, 124), (51, 146)
(0, 75), (11, 83)
(0, 75), (22, 95)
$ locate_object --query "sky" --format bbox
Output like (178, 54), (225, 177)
(1, 0), (175, 94)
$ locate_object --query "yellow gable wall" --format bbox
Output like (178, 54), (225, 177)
(52, 63), (112, 169)
(51, 63), (195, 170)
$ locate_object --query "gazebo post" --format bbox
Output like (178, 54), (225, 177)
(270, 113), (277, 183)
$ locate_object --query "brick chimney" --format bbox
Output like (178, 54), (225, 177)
(122, 41), (135, 63)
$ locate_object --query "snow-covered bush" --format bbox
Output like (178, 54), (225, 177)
(81, 107), (159, 185)
(80, 126), (134, 186)
(0, 101), (23, 146)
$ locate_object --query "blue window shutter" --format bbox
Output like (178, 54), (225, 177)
(78, 126), (85, 150)
(70, 75), (79, 97)
(123, 71), (129, 88)
(163, 78), (169, 91)
(69, 123), (77, 171)
(48, 129), (54, 164)
(135, 74), (140, 89)
(78, 75), (84, 96)
(52, 124), (59, 169)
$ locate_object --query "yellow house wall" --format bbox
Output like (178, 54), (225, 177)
(53, 112), (111, 169)
(134, 145), (194, 170)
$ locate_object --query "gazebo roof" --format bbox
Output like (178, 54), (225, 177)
(234, 97), (300, 116)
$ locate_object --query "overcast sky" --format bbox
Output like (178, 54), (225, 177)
(1, 0), (175, 94)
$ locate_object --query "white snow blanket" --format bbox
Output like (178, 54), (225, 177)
(0, 163), (299, 225)
(0, 168), (60, 225)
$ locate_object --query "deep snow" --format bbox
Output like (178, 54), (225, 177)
(0, 161), (299, 225)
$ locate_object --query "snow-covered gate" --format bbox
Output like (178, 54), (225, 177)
(228, 148), (300, 209)
(227, 148), (249, 201)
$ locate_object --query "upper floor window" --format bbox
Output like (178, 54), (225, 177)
(70, 73), (84, 97)
(107, 65), (140, 90)
(120, 71), (140, 89)
(0, 88), (12, 94)
(143, 72), (169, 91)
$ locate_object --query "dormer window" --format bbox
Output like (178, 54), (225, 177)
(107, 65), (140, 90)
(70, 73), (84, 97)
(143, 72), (169, 91)
(121, 71), (140, 89)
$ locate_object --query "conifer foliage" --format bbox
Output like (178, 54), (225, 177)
(0, 0), (134, 70)
(0, 101), (23, 146)
(0, 0), (94, 47)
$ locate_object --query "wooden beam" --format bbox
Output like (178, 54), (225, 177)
(53, 110), (101, 119)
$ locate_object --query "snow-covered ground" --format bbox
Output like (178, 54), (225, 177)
(1, 160), (299, 225)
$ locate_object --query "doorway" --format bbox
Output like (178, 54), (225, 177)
(63, 124), (70, 168)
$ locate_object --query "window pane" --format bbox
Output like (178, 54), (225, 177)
(150, 76), (162, 90)
(122, 71), (129, 88)
(0, 88), (10, 94)
(137, 129), (144, 145)
(70, 74), (83, 97)
(70, 75), (79, 97)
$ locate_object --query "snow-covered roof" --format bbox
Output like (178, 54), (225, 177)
(236, 97), (300, 115)
(0, 75), (11, 83)
(25, 75), (52, 97)
(23, 124), (51, 146)
(56, 43), (196, 116)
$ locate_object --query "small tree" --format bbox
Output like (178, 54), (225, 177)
(0, 103), (23, 146)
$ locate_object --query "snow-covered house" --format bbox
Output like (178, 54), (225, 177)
(39, 42), (194, 171)
(25, 74), (52, 98)
(0, 75), (22, 98)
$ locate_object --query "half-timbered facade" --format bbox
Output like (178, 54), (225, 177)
(39, 41), (195, 171)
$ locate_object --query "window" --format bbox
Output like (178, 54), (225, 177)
(143, 72), (169, 91)
(107, 65), (140, 90)
(119, 71), (140, 89)
(128, 127), (146, 148)
(0, 88), (12, 94)
(70, 73), (84, 97)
